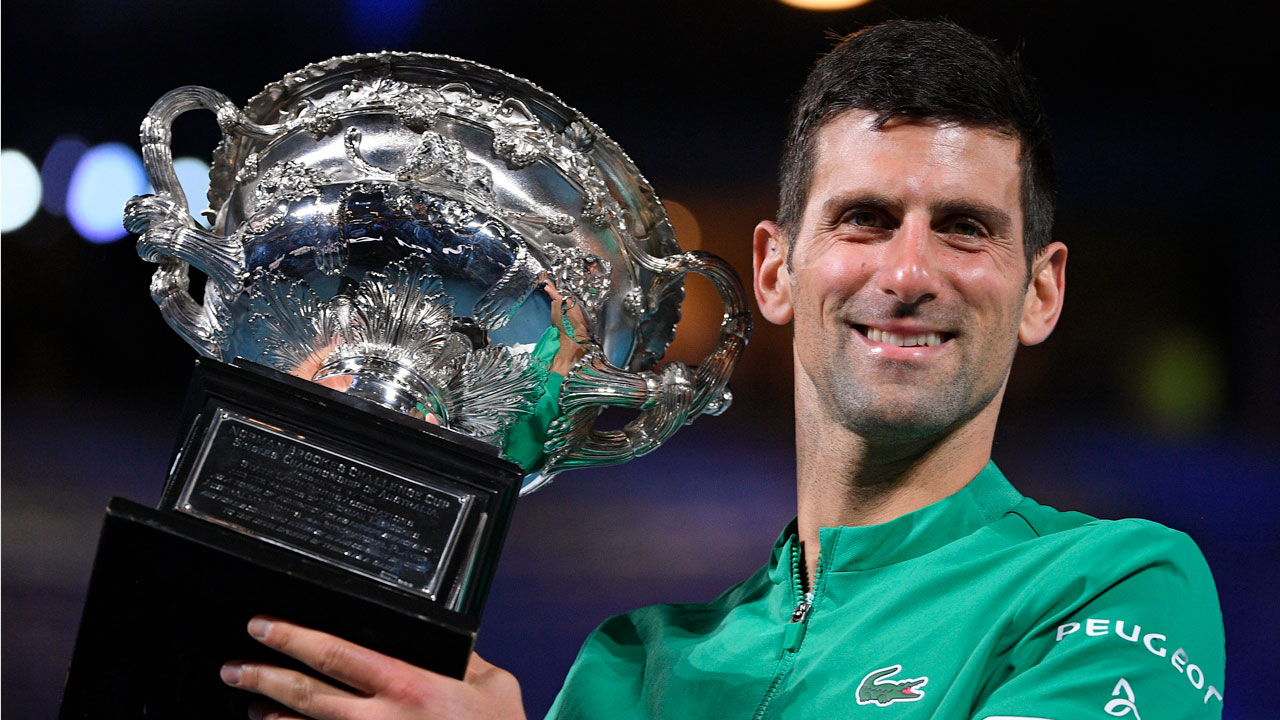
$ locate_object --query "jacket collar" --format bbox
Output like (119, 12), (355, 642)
(770, 461), (1023, 580)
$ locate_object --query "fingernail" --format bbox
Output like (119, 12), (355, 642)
(247, 616), (273, 640)
(247, 704), (267, 720)
(220, 662), (243, 686)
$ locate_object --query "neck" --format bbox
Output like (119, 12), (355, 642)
(792, 377), (1005, 585)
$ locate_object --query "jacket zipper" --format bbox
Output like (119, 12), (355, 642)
(752, 540), (822, 720)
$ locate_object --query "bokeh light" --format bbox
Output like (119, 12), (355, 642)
(41, 135), (88, 216)
(173, 156), (212, 227)
(778, 0), (874, 10)
(66, 142), (148, 244)
(1, 149), (43, 233)
(346, 0), (427, 47)
(1132, 327), (1227, 433)
(663, 198), (702, 251)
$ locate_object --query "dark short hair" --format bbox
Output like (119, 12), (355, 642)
(778, 19), (1055, 264)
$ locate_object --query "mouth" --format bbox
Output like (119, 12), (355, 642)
(854, 325), (954, 348)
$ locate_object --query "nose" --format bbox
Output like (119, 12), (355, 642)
(877, 219), (938, 305)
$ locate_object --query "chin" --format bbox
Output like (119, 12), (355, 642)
(828, 387), (991, 444)
(841, 411), (956, 443)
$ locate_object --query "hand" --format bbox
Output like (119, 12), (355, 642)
(220, 616), (526, 720)
(541, 278), (590, 375)
(288, 338), (353, 393)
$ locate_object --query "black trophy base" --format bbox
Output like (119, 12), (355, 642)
(61, 358), (523, 719)
(60, 498), (475, 719)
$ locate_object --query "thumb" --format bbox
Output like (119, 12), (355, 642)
(464, 651), (497, 681)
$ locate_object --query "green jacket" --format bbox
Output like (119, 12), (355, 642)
(548, 462), (1225, 719)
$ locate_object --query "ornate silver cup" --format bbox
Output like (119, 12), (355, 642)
(63, 56), (753, 712)
(126, 52), (750, 492)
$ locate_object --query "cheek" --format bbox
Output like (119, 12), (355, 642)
(948, 252), (1000, 286)
(950, 260), (1022, 317)
(799, 249), (875, 302)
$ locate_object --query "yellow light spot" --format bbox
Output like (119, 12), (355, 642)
(1132, 327), (1226, 434)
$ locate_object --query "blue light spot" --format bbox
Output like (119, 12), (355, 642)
(41, 135), (88, 216)
(1, 149), (43, 233)
(346, 0), (427, 47)
(173, 156), (212, 228)
(66, 143), (148, 244)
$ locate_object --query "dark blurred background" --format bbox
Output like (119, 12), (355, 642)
(3, 0), (1277, 717)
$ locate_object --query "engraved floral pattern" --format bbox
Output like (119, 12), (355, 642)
(245, 254), (542, 444)
(253, 161), (329, 213)
(540, 243), (611, 322)
(273, 70), (618, 229)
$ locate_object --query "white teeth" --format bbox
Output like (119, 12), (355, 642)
(864, 328), (944, 347)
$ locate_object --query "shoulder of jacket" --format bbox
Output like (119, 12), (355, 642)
(1008, 500), (1200, 550)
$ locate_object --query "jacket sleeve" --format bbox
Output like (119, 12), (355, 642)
(545, 614), (650, 720)
(972, 521), (1225, 720)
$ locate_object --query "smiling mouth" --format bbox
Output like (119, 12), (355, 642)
(855, 325), (954, 348)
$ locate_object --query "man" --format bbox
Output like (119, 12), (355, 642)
(220, 19), (1225, 719)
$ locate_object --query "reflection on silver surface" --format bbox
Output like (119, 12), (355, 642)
(127, 53), (751, 491)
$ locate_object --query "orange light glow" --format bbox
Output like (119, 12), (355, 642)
(663, 198), (702, 251)
(779, 0), (874, 10)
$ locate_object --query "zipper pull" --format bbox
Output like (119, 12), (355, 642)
(783, 595), (813, 651)
(789, 600), (811, 624)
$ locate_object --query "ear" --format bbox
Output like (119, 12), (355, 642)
(1019, 241), (1067, 345)
(753, 220), (794, 325)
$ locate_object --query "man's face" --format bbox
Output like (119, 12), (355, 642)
(762, 110), (1043, 441)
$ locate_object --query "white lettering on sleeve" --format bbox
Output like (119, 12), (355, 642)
(1115, 621), (1141, 642)
(1142, 632), (1167, 658)
(1050, 618), (1221, 703)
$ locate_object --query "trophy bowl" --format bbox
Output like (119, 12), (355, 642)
(62, 54), (752, 717)
(126, 52), (751, 492)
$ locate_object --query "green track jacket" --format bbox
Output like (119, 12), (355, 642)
(548, 462), (1225, 719)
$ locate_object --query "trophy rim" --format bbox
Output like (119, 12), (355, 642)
(206, 50), (684, 374)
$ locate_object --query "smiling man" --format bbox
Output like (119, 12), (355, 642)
(547, 20), (1225, 720)
(223, 19), (1225, 720)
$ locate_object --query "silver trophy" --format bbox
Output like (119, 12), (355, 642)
(61, 54), (752, 714)
(125, 52), (750, 493)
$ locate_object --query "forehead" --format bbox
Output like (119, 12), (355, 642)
(807, 110), (1023, 224)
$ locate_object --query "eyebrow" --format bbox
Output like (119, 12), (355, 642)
(819, 193), (898, 218)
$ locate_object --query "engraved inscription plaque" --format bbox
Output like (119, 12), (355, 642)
(178, 410), (474, 599)
(61, 359), (522, 718)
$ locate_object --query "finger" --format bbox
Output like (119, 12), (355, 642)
(221, 662), (358, 720)
(463, 652), (523, 708)
(245, 616), (420, 695)
(463, 651), (493, 682)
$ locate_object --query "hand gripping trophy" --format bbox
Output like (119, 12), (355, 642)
(60, 54), (749, 717)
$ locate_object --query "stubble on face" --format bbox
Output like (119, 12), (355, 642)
(811, 320), (1015, 444)
(787, 111), (1028, 450)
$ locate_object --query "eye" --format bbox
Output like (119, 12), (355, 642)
(943, 217), (989, 240)
(842, 209), (889, 229)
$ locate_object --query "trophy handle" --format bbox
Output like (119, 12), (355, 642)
(127, 86), (281, 357)
(541, 250), (751, 480)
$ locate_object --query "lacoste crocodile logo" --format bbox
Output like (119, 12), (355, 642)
(856, 664), (929, 707)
